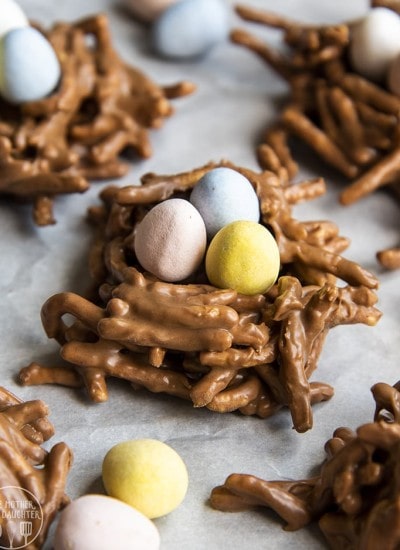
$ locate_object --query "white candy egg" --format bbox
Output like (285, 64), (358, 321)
(0, 0), (28, 39)
(349, 7), (400, 81)
(53, 494), (160, 550)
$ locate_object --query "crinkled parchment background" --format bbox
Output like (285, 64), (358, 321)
(1, 0), (399, 548)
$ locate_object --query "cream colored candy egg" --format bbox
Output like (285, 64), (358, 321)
(54, 494), (160, 550)
(206, 220), (280, 295)
(0, 0), (28, 39)
(122, 0), (178, 22)
(134, 198), (207, 282)
(102, 439), (189, 519)
(349, 7), (400, 81)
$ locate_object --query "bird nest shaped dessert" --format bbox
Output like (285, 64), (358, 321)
(20, 160), (381, 433)
(211, 380), (400, 549)
(0, 13), (194, 225)
(232, 0), (400, 269)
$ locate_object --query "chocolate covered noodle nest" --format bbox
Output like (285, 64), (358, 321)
(0, 386), (72, 549)
(0, 14), (194, 226)
(20, 161), (381, 433)
(211, 380), (400, 549)
(232, 0), (400, 269)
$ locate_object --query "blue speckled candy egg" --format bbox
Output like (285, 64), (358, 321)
(152, 0), (229, 59)
(134, 198), (207, 282)
(0, 0), (28, 39)
(190, 167), (260, 239)
(0, 27), (61, 104)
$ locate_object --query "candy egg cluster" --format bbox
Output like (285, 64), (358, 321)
(123, 0), (229, 59)
(0, 0), (60, 103)
(133, 167), (280, 294)
(349, 7), (400, 94)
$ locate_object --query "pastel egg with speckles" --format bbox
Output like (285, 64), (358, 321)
(102, 439), (189, 519)
(206, 220), (280, 295)
(152, 0), (229, 59)
(134, 198), (207, 282)
(54, 494), (160, 550)
(0, 27), (61, 103)
(0, 0), (28, 39)
(190, 167), (260, 239)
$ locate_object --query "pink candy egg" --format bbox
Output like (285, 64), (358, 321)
(54, 495), (160, 550)
(134, 198), (207, 282)
(122, 0), (178, 22)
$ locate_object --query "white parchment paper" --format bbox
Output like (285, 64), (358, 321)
(1, 1), (399, 548)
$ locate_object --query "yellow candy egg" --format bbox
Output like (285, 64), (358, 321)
(102, 439), (188, 519)
(205, 220), (280, 295)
